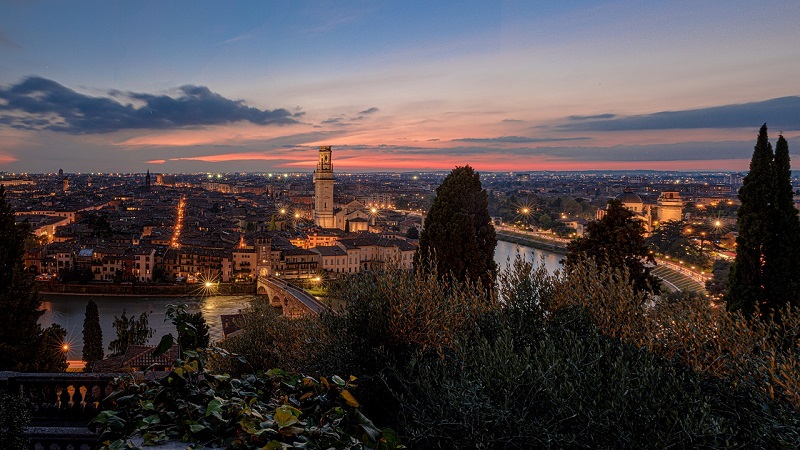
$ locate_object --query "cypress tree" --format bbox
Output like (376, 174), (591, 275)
(727, 124), (774, 316)
(764, 134), (800, 311)
(82, 299), (104, 371)
(0, 185), (44, 370)
(415, 165), (497, 291)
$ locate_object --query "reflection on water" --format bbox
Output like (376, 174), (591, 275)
(40, 241), (562, 357)
(493, 239), (563, 275)
(39, 294), (257, 357)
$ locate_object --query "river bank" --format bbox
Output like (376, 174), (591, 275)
(496, 230), (568, 255)
(36, 281), (256, 297)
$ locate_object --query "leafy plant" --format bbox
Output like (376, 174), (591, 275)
(92, 350), (401, 449)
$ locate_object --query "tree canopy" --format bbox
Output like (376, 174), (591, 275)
(108, 309), (154, 356)
(415, 165), (497, 291)
(566, 199), (660, 295)
(82, 299), (104, 371)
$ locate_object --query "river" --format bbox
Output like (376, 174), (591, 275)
(39, 239), (562, 356)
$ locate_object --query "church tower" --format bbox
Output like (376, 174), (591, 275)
(145, 170), (151, 190)
(313, 146), (335, 228)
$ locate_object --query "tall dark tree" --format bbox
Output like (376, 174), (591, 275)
(415, 165), (497, 291)
(82, 299), (104, 371)
(108, 310), (154, 356)
(763, 133), (800, 312)
(0, 185), (44, 370)
(566, 199), (660, 295)
(727, 124), (775, 316)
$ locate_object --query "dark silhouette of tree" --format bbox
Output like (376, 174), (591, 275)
(727, 125), (776, 316)
(108, 309), (154, 356)
(405, 226), (419, 239)
(723, 126), (800, 319)
(0, 185), (44, 370)
(29, 324), (68, 373)
(82, 299), (104, 371)
(179, 311), (210, 350)
(763, 133), (800, 313)
(566, 199), (660, 295)
(415, 166), (497, 291)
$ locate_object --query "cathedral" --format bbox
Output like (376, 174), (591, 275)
(313, 146), (376, 232)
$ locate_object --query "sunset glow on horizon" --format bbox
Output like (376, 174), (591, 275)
(1, 1), (799, 173)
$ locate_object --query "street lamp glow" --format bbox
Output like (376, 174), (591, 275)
(62, 343), (69, 352)
(205, 281), (213, 288)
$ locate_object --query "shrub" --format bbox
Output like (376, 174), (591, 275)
(0, 391), (30, 449)
(93, 350), (401, 449)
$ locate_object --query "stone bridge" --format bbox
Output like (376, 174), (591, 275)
(257, 276), (329, 317)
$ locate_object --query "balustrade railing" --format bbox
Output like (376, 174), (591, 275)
(1, 371), (125, 450)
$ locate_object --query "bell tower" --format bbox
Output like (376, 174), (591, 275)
(313, 146), (335, 228)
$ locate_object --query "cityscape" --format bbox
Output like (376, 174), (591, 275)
(2, 1), (800, 448)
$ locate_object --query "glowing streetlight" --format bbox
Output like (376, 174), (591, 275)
(62, 343), (69, 352)
(205, 281), (213, 288)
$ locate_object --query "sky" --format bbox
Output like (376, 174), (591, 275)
(1, 0), (799, 174)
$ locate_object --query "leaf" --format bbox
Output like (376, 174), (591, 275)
(355, 410), (381, 443)
(152, 333), (174, 358)
(300, 392), (314, 401)
(274, 405), (301, 429)
(141, 414), (161, 426)
(262, 440), (285, 450)
(331, 375), (346, 386)
(189, 423), (207, 434)
(339, 389), (360, 408)
(205, 397), (224, 417)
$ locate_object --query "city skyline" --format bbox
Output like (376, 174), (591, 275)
(1, 1), (800, 173)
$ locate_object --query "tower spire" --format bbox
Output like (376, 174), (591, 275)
(313, 146), (335, 228)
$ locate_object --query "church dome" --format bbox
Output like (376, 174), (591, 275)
(617, 188), (643, 204)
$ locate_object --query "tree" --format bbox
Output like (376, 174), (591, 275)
(415, 166), (497, 291)
(82, 299), (104, 371)
(725, 126), (800, 318)
(727, 125), (778, 317)
(0, 185), (44, 370)
(406, 226), (419, 239)
(763, 134), (800, 312)
(29, 324), (68, 372)
(566, 199), (660, 295)
(108, 309), (154, 356)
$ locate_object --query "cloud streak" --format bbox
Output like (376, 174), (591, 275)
(453, 136), (590, 144)
(558, 97), (800, 132)
(0, 76), (303, 134)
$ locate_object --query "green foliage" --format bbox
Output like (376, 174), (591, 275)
(706, 259), (731, 298)
(416, 165), (497, 291)
(0, 390), (31, 449)
(728, 124), (775, 316)
(764, 133), (800, 312)
(217, 301), (326, 375)
(0, 185), (45, 370)
(648, 220), (712, 270)
(162, 304), (210, 351)
(566, 199), (660, 295)
(83, 298), (104, 371)
(108, 309), (155, 356)
(93, 350), (401, 449)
